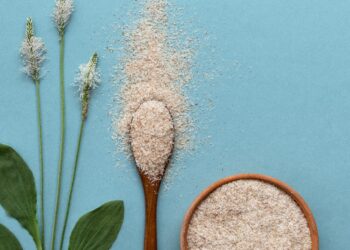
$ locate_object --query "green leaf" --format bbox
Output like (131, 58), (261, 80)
(69, 200), (124, 250)
(0, 224), (23, 250)
(0, 144), (41, 248)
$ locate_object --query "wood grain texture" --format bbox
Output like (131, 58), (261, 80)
(180, 174), (319, 250)
(139, 174), (161, 250)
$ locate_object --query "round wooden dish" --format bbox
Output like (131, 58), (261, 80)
(180, 174), (319, 250)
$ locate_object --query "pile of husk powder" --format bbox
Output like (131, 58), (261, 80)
(187, 180), (312, 250)
(113, 0), (193, 182)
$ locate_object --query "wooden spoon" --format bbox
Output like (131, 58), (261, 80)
(130, 100), (175, 250)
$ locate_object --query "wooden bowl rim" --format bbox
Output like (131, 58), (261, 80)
(180, 173), (319, 250)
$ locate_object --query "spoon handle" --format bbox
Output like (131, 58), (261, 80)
(142, 179), (160, 250)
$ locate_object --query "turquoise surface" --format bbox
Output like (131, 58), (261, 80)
(0, 0), (349, 249)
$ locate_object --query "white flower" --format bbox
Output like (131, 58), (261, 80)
(75, 53), (100, 98)
(53, 0), (74, 33)
(75, 53), (100, 117)
(20, 18), (46, 81)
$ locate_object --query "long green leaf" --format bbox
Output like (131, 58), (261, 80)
(0, 144), (41, 248)
(0, 224), (22, 250)
(69, 200), (124, 250)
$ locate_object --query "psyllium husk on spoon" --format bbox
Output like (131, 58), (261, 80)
(130, 100), (175, 181)
(187, 180), (312, 250)
(112, 0), (193, 182)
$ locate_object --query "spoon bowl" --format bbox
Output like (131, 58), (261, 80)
(130, 100), (175, 250)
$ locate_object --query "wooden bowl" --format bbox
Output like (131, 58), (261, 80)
(180, 174), (319, 250)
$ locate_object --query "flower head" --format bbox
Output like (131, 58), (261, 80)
(53, 0), (74, 34)
(75, 53), (100, 118)
(20, 18), (46, 81)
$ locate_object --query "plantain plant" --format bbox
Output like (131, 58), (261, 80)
(19, 17), (47, 248)
(59, 53), (101, 250)
(51, 0), (74, 248)
(0, 1), (124, 250)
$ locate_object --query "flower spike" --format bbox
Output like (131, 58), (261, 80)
(53, 0), (74, 34)
(75, 53), (100, 119)
(20, 18), (46, 81)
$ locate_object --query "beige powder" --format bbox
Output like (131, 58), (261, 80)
(113, 0), (193, 180)
(130, 100), (174, 181)
(187, 180), (312, 250)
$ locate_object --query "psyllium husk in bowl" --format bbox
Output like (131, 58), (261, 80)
(181, 174), (318, 250)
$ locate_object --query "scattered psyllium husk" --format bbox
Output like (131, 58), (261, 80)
(112, 0), (194, 182)
(53, 0), (74, 34)
(187, 180), (312, 250)
(75, 53), (101, 119)
(130, 100), (174, 181)
(20, 18), (46, 81)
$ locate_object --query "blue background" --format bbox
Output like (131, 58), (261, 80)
(0, 0), (349, 249)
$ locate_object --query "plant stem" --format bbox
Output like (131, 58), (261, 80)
(51, 33), (66, 250)
(33, 219), (43, 250)
(59, 117), (85, 250)
(35, 79), (45, 250)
